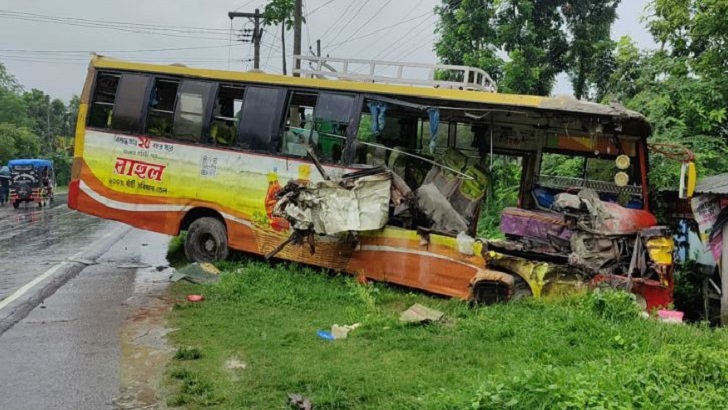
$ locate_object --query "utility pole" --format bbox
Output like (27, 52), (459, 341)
(293, 0), (302, 77)
(46, 95), (51, 154)
(281, 25), (287, 75)
(228, 9), (263, 70)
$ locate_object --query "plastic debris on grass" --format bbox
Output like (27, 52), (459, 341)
(399, 304), (444, 324)
(287, 393), (312, 410)
(170, 262), (220, 284)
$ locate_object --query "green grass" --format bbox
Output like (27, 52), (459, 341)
(165, 258), (728, 409)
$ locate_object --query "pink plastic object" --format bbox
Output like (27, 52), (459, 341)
(657, 310), (684, 323)
(187, 294), (204, 302)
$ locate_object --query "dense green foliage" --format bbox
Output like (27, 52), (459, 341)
(435, 0), (620, 99)
(436, 0), (728, 193)
(0, 62), (77, 184)
(166, 259), (728, 409)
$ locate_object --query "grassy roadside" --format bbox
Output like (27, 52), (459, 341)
(164, 251), (728, 409)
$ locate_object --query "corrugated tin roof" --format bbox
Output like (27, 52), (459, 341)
(695, 173), (728, 194)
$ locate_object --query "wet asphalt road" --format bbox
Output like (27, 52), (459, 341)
(0, 195), (174, 409)
(0, 194), (114, 300)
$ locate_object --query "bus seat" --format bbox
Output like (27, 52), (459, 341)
(366, 143), (387, 167)
(387, 147), (407, 179)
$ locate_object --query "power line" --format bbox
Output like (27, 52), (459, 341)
(316, 1), (361, 43)
(263, 28), (278, 71)
(370, 13), (435, 61)
(0, 10), (232, 33)
(305, 0), (337, 17)
(0, 44), (244, 55)
(324, 10), (432, 50)
(0, 12), (232, 41)
(320, 0), (370, 46)
(325, 0), (393, 52)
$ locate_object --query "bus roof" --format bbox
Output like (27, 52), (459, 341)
(89, 55), (650, 134)
(9, 159), (53, 168)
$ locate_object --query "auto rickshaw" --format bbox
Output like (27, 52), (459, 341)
(8, 159), (55, 208)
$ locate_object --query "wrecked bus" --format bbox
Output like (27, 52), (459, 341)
(69, 55), (687, 310)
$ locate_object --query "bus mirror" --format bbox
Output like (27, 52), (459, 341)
(679, 162), (697, 199)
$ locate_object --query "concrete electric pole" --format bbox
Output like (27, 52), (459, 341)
(228, 9), (263, 70)
(293, 0), (302, 77)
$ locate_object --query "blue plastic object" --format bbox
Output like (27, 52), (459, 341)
(8, 159), (53, 169)
(317, 330), (334, 340)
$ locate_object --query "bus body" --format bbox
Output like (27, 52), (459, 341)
(69, 56), (675, 309)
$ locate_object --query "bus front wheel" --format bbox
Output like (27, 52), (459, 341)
(184, 217), (229, 263)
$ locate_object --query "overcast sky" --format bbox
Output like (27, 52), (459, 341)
(0, 0), (654, 101)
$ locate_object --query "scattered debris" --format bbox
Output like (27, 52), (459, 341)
(67, 257), (97, 265)
(224, 358), (247, 371)
(658, 310), (684, 324)
(169, 263), (220, 284)
(399, 304), (444, 324)
(331, 323), (361, 339)
(118, 263), (152, 269)
(186, 294), (204, 303)
(317, 330), (335, 340)
(287, 393), (313, 410)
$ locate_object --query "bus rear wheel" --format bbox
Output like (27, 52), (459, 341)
(184, 217), (229, 263)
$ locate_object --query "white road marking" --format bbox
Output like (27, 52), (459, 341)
(0, 262), (68, 311)
(0, 224), (131, 313)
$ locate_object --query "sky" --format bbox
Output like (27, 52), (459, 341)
(0, 0), (655, 101)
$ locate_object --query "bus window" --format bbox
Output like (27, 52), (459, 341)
(281, 91), (318, 158)
(146, 79), (179, 137)
(312, 92), (356, 164)
(237, 86), (287, 151)
(540, 153), (584, 178)
(109, 73), (151, 134)
(88, 73), (119, 129)
(172, 80), (214, 143)
(418, 118), (447, 154)
(211, 84), (245, 146)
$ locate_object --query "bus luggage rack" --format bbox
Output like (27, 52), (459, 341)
(293, 55), (497, 92)
(537, 175), (643, 196)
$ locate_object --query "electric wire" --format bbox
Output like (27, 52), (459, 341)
(324, 10), (431, 50)
(305, 0), (337, 17)
(325, 0), (393, 53)
(320, 0), (370, 46)
(0, 10), (232, 33)
(0, 44), (244, 55)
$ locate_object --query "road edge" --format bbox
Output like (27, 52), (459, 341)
(0, 224), (132, 336)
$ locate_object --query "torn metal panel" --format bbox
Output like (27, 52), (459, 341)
(415, 183), (469, 234)
(274, 173), (391, 235)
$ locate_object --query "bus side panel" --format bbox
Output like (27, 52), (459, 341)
(346, 228), (485, 299)
(72, 129), (342, 256)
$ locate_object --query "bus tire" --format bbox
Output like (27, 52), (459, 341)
(184, 217), (229, 263)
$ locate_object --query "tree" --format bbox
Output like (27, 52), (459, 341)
(607, 36), (728, 191)
(0, 123), (41, 163)
(0, 63), (29, 127)
(562, 1), (620, 100)
(434, 0), (620, 98)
